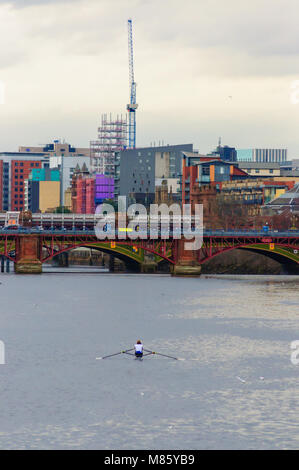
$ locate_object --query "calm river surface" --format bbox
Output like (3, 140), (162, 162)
(0, 269), (298, 449)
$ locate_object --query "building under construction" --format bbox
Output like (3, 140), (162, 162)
(90, 114), (127, 176)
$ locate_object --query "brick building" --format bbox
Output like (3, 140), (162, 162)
(11, 160), (43, 211)
(0, 152), (47, 211)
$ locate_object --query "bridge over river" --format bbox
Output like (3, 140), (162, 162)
(0, 212), (298, 275)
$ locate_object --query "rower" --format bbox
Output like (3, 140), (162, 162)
(134, 340), (143, 358)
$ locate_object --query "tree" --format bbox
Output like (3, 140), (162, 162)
(53, 206), (72, 214)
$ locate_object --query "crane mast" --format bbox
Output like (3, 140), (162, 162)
(127, 19), (138, 149)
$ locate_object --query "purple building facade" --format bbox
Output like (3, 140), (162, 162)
(95, 174), (114, 204)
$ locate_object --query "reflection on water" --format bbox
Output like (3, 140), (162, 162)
(0, 272), (298, 449)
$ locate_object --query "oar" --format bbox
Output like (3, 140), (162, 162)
(96, 348), (134, 360)
(143, 349), (178, 360)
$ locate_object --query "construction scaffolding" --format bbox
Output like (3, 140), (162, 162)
(90, 113), (127, 176)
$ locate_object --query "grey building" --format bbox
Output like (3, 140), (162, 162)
(280, 159), (299, 171)
(114, 144), (193, 206)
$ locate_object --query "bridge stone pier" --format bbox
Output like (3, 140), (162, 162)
(140, 253), (158, 273)
(173, 238), (201, 276)
(14, 236), (42, 274)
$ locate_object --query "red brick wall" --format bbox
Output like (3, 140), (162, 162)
(85, 178), (95, 214)
(72, 176), (95, 214)
(11, 160), (42, 211)
(0, 160), (3, 211)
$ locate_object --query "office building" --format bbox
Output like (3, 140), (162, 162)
(0, 152), (48, 211)
(114, 144), (193, 206)
(208, 141), (237, 162)
(181, 156), (247, 204)
(25, 168), (60, 212)
(236, 148), (287, 163)
(49, 157), (90, 206)
(19, 140), (90, 158)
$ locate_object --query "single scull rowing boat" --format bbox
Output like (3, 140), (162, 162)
(96, 347), (179, 361)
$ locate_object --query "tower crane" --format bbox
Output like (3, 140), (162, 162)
(127, 19), (138, 149)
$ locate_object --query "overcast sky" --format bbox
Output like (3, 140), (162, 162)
(0, 0), (299, 156)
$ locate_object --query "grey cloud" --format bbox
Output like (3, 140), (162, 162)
(137, 0), (299, 57)
(3, 0), (80, 8)
(2, 0), (299, 77)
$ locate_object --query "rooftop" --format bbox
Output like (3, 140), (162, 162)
(237, 162), (281, 169)
(264, 183), (299, 211)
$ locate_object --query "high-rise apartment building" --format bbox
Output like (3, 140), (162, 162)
(0, 152), (48, 211)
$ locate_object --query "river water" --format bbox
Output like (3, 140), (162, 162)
(0, 270), (298, 450)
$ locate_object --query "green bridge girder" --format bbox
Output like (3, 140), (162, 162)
(0, 238), (298, 266)
(201, 240), (299, 264)
(243, 243), (299, 264)
(83, 241), (145, 263)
